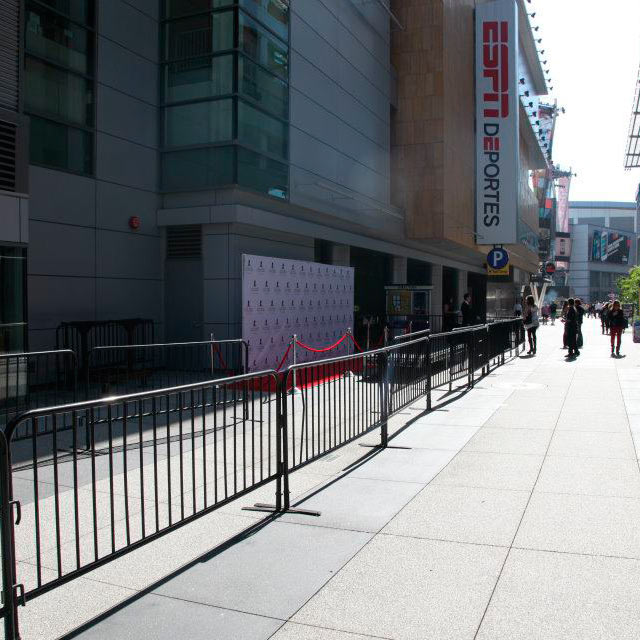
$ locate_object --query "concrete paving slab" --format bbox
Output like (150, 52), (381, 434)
(432, 451), (543, 491)
(21, 511), (259, 593)
(152, 521), (372, 619)
(347, 447), (455, 483)
(482, 410), (558, 430)
(464, 428), (552, 455)
(535, 455), (640, 498)
(382, 484), (529, 546)
(389, 423), (480, 450)
(15, 563), (135, 640)
(292, 535), (507, 640)
(555, 414), (630, 432)
(476, 548), (640, 640)
(72, 593), (283, 640)
(548, 430), (636, 459)
(515, 491), (640, 558)
(280, 476), (424, 533)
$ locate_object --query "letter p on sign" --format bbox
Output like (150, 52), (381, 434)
(487, 247), (509, 269)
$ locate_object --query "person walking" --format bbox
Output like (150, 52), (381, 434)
(600, 303), (609, 334)
(549, 300), (557, 325)
(561, 300), (569, 349)
(513, 300), (522, 317)
(523, 295), (539, 354)
(575, 299), (585, 350)
(564, 298), (579, 358)
(460, 293), (474, 326)
(608, 300), (628, 356)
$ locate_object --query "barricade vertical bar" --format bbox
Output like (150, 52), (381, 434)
(426, 337), (432, 411)
(380, 352), (389, 448)
(1, 430), (20, 640)
(279, 375), (288, 511)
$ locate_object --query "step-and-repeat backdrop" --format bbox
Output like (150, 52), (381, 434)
(242, 254), (355, 371)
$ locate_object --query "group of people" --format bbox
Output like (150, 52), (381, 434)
(518, 296), (628, 358)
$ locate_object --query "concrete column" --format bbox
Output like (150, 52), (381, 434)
(391, 256), (407, 284)
(330, 243), (350, 266)
(430, 263), (443, 316)
(456, 268), (468, 304)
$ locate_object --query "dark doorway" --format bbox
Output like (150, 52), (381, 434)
(468, 272), (488, 321)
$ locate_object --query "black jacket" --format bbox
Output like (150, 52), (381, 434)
(608, 309), (628, 329)
(565, 306), (578, 329)
(461, 301), (474, 326)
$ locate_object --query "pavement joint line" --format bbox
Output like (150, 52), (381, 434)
(376, 530), (511, 551)
(532, 489), (640, 500)
(510, 545), (640, 563)
(471, 346), (576, 640)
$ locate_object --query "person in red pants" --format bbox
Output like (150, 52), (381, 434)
(608, 300), (628, 357)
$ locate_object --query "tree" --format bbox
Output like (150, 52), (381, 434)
(617, 266), (640, 304)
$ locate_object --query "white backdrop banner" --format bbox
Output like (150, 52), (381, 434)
(242, 254), (355, 372)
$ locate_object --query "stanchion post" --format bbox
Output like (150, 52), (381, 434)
(210, 332), (215, 377)
(292, 334), (297, 393)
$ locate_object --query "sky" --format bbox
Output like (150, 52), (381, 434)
(533, 0), (640, 202)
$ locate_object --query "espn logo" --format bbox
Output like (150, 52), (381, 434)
(482, 21), (509, 118)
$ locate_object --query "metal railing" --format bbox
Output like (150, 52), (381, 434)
(0, 320), (525, 638)
(0, 350), (78, 436)
(86, 340), (248, 399)
(56, 319), (155, 374)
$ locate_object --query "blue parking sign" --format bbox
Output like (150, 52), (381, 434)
(487, 248), (509, 269)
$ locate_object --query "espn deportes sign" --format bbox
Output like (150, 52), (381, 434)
(475, 0), (519, 245)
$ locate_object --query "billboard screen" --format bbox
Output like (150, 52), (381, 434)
(475, 0), (519, 245)
(589, 229), (631, 264)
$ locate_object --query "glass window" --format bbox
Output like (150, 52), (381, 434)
(238, 11), (287, 78)
(237, 100), (287, 160)
(0, 248), (27, 326)
(165, 99), (233, 147)
(240, 0), (288, 41)
(237, 147), (287, 198)
(29, 115), (92, 174)
(165, 11), (233, 60)
(164, 54), (233, 102)
(38, 0), (93, 25)
(162, 146), (235, 190)
(25, 57), (93, 126)
(238, 54), (288, 118)
(165, 0), (232, 19)
(25, 3), (93, 75)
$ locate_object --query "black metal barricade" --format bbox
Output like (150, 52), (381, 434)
(86, 340), (248, 399)
(0, 322), (526, 638)
(1, 370), (280, 639)
(0, 350), (78, 438)
(283, 349), (386, 474)
(56, 319), (155, 375)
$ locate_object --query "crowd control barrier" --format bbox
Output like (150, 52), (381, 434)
(0, 319), (524, 638)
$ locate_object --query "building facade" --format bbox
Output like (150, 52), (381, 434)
(0, 0), (550, 353)
(568, 203), (638, 303)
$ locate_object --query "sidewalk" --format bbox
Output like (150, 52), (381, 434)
(15, 318), (640, 640)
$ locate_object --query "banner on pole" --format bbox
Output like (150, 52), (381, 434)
(475, 0), (519, 245)
(241, 255), (355, 371)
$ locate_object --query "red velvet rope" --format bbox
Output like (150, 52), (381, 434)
(348, 333), (363, 352)
(212, 342), (229, 370)
(295, 333), (348, 353)
(275, 342), (293, 371)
